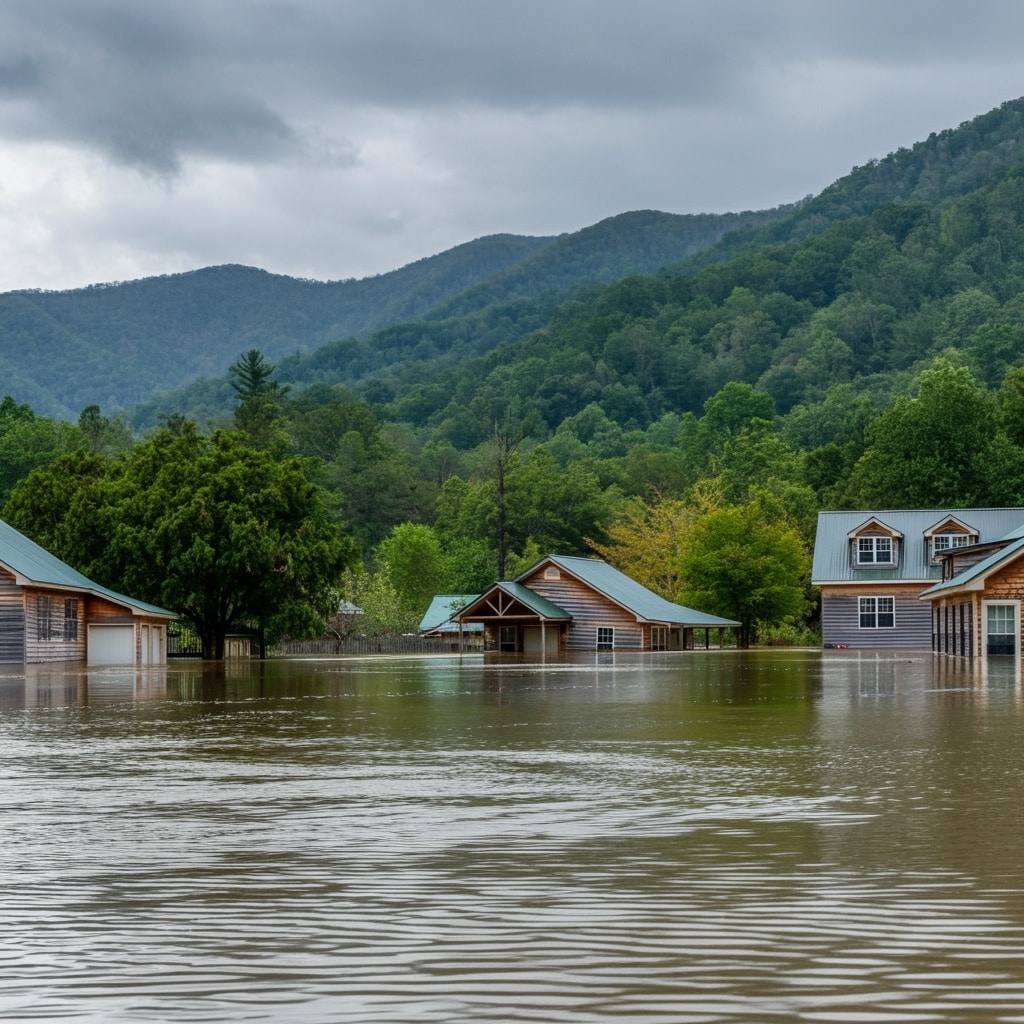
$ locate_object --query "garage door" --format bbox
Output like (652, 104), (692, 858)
(87, 624), (135, 665)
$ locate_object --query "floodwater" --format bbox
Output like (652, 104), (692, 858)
(2, 650), (1024, 1023)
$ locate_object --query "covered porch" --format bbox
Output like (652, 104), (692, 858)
(452, 582), (571, 653)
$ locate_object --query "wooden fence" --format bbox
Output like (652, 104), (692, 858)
(271, 634), (480, 657)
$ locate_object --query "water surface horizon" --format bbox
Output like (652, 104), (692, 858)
(2, 650), (1023, 1022)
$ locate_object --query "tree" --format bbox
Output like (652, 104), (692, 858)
(589, 497), (695, 601)
(229, 349), (287, 448)
(5, 426), (356, 659)
(374, 523), (447, 622)
(842, 359), (1001, 507)
(679, 500), (810, 648)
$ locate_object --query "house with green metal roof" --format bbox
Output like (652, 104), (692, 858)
(451, 554), (738, 653)
(0, 518), (176, 665)
(812, 508), (1024, 649)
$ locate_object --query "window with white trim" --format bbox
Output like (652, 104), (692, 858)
(859, 596), (895, 629)
(597, 627), (614, 650)
(931, 533), (970, 559)
(857, 536), (893, 565)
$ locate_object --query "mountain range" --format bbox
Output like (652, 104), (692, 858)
(8, 96), (1024, 429)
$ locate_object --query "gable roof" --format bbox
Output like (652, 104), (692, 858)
(0, 519), (175, 619)
(418, 594), (483, 633)
(523, 554), (740, 627)
(455, 581), (572, 622)
(920, 535), (1024, 598)
(812, 508), (1024, 585)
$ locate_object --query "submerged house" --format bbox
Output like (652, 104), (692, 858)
(450, 554), (738, 653)
(812, 508), (1024, 650)
(920, 525), (1024, 658)
(0, 519), (176, 665)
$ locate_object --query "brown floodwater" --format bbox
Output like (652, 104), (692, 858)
(2, 649), (1024, 1022)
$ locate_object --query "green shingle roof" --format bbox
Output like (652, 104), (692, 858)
(0, 518), (175, 618)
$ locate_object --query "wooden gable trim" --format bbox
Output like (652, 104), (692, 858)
(923, 515), (977, 539)
(847, 517), (903, 540)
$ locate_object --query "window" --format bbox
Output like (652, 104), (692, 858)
(597, 627), (614, 650)
(857, 536), (893, 565)
(985, 603), (1017, 656)
(36, 595), (51, 641)
(37, 596), (78, 642)
(651, 626), (668, 651)
(859, 596), (895, 629)
(499, 626), (517, 651)
(543, 567), (560, 580)
(932, 533), (970, 559)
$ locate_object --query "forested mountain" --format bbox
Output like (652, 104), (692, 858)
(12, 97), (1024, 646)
(0, 208), (784, 421)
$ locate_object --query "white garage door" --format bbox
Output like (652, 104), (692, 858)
(87, 624), (135, 665)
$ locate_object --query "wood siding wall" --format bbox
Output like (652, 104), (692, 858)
(0, 569), (25, 664)
(23, 587), (86, 664)
(821, 584), (932, 648)
(523, 571), (643, 650)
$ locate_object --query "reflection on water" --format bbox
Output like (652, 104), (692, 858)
(2, 650), (1024, 1022)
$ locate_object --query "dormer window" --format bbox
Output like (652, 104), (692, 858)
(858, 536), (893, 565)
(932, 532), (970, 559)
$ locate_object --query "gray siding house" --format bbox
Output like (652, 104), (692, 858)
(812, 508), (1024, 648)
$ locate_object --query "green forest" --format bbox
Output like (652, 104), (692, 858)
(9, 98), (1024, 650)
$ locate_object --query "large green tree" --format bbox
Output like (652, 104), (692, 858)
(5, 425), (356, 658)
(679, 499), (810, 648)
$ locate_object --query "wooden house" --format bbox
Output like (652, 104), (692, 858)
(451, 554), (738, 653)
(0, 518), (176, 665)
(920, 526), (1024, 658)
(812, 508), (1024, 649)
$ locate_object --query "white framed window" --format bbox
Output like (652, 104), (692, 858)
(932, 533), (970, 559)
(597, 626), (614, 650)
(859, 596), (895, 629)
(983, 600), (1019, 657)
(651, 626), (668, 651)
(544, 566), (560, 580)
(857, 536), (894, 565)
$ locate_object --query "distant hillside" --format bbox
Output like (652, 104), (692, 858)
(2, 208), (783, 421)
(0, 234), (554, 420)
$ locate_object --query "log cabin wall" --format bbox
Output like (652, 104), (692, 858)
(0, 568), (26, 663)
(523, 569), (642, 650)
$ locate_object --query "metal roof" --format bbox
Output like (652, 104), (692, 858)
(529, 554), (741, 627)
(456, 582), (573, 621)
(811, 508), (1024, 585)
(418, 595), (483, 633)
(920, 535), (1024, 598)
(0, 518), (175, 619)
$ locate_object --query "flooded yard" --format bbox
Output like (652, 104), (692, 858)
(2, 649), (1024, 1022)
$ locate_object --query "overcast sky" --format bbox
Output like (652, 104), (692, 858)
(2, 1), (1024, 292)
